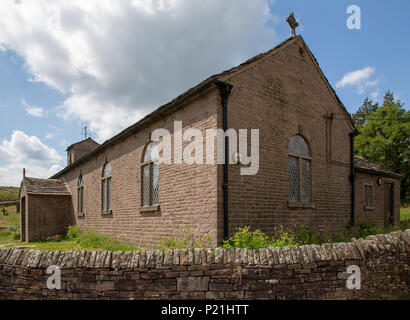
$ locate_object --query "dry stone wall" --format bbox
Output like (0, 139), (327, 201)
(0, 230), (409, 300)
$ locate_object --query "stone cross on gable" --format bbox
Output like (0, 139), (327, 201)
(286, 12), (299, 37)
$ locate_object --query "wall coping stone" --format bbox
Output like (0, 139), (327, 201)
(0, 230), (408, 270)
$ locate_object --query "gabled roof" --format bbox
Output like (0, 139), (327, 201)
(21, 177), (71, 196)
(354, 157), (401, 179)
(66, 137), (100, 151)
(51, 35), (355, 179)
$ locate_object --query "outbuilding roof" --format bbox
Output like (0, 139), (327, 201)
(354, 157), (401, 179)
(21, 177), (71, 196)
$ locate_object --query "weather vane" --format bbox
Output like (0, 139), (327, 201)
(286, 12), (299, 37)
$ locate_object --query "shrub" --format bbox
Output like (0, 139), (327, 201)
(67, 225), (81, 241)
(11, 230), (20, 241)
(400, 219), (410, 230)
(293, 225), (320, 245)
(221, 227), (271, 249)
(357, 221), (384, 238)
(272, 230), (301, 248)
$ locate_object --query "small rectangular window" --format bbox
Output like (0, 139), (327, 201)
(365, 185), (373, 208)
(78, 188), (83, 213)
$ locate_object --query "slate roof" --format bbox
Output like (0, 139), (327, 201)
(22, 177), (71, 195)
(51, 35), (354, 179)
(354, 157), (401, 178)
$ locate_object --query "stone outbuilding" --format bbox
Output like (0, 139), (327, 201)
(354, 157), (401, 228)
(19, 177), (75, 242)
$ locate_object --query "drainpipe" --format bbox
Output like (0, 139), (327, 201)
(349, 130), (359, 224)
(214, 80), (233, 240)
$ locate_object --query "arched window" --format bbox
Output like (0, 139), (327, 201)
(141, 142), (159, 207)
(102, 162), (112, 212)
(78, 175), (84, 214)
(288, 135), (312, 203)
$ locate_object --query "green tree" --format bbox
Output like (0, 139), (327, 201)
(352, 97), (379, 129)
(354, 91), (410, 204)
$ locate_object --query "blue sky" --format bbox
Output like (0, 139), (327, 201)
(0, 0), (408, 186)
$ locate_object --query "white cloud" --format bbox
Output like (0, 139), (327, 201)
(22, 98), (45, 118)
(0, 0), (278, 141)
(0, 130), (62, 163)
(370, 88), (380, 101)
(336, 66), (378, 94)
(0, 131), (63, 186)
(0, 162), (63, 187)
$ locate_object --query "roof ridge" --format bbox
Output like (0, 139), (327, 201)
(25, 176), (63, 182)
(66, 137), (100, 151)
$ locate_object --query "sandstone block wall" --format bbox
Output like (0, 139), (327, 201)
(0, 230), (409, 300)
(223, 36), (356, 236)
(355, 172), (401, 227)
(60, 89), (221, 249)
(25, 194), (75, 242)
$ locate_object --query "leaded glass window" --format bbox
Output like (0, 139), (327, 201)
(78, 175), (84, 214)
(288, 135), (312, 203)
(142, 142), (159, 207)
(102, 162), (112, 212)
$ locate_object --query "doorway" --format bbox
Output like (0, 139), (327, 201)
(20, 197), (26, 242)
(384, 182), (394, 228)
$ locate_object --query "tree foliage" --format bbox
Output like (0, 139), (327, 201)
(353, 91), (410, 204)
(352, 97), (379, 129)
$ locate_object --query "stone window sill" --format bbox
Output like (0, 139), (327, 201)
(77, 213), (85, 218)
(101, 210), (113, 216)
(288, 202), (316, 209)
(140, 205), (160, 213)
(364, 206), (375, 211)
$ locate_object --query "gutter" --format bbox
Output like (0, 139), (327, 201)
(349, 130), (360, 224)
(214, 80), (233, 240)
(355, 167), (402, 180)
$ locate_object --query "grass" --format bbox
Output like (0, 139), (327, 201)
(0, 223), (139, 252)
(0, 204), (139, 251)
(0, 186), (19, 202)
(0, 205), (20, 247)
(0, 206), (19, 226)
(400, 207), (410, 221)
(66, 226), (138, 251)
(0, 205), (409, 251)
(0, 232), (138, 251)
